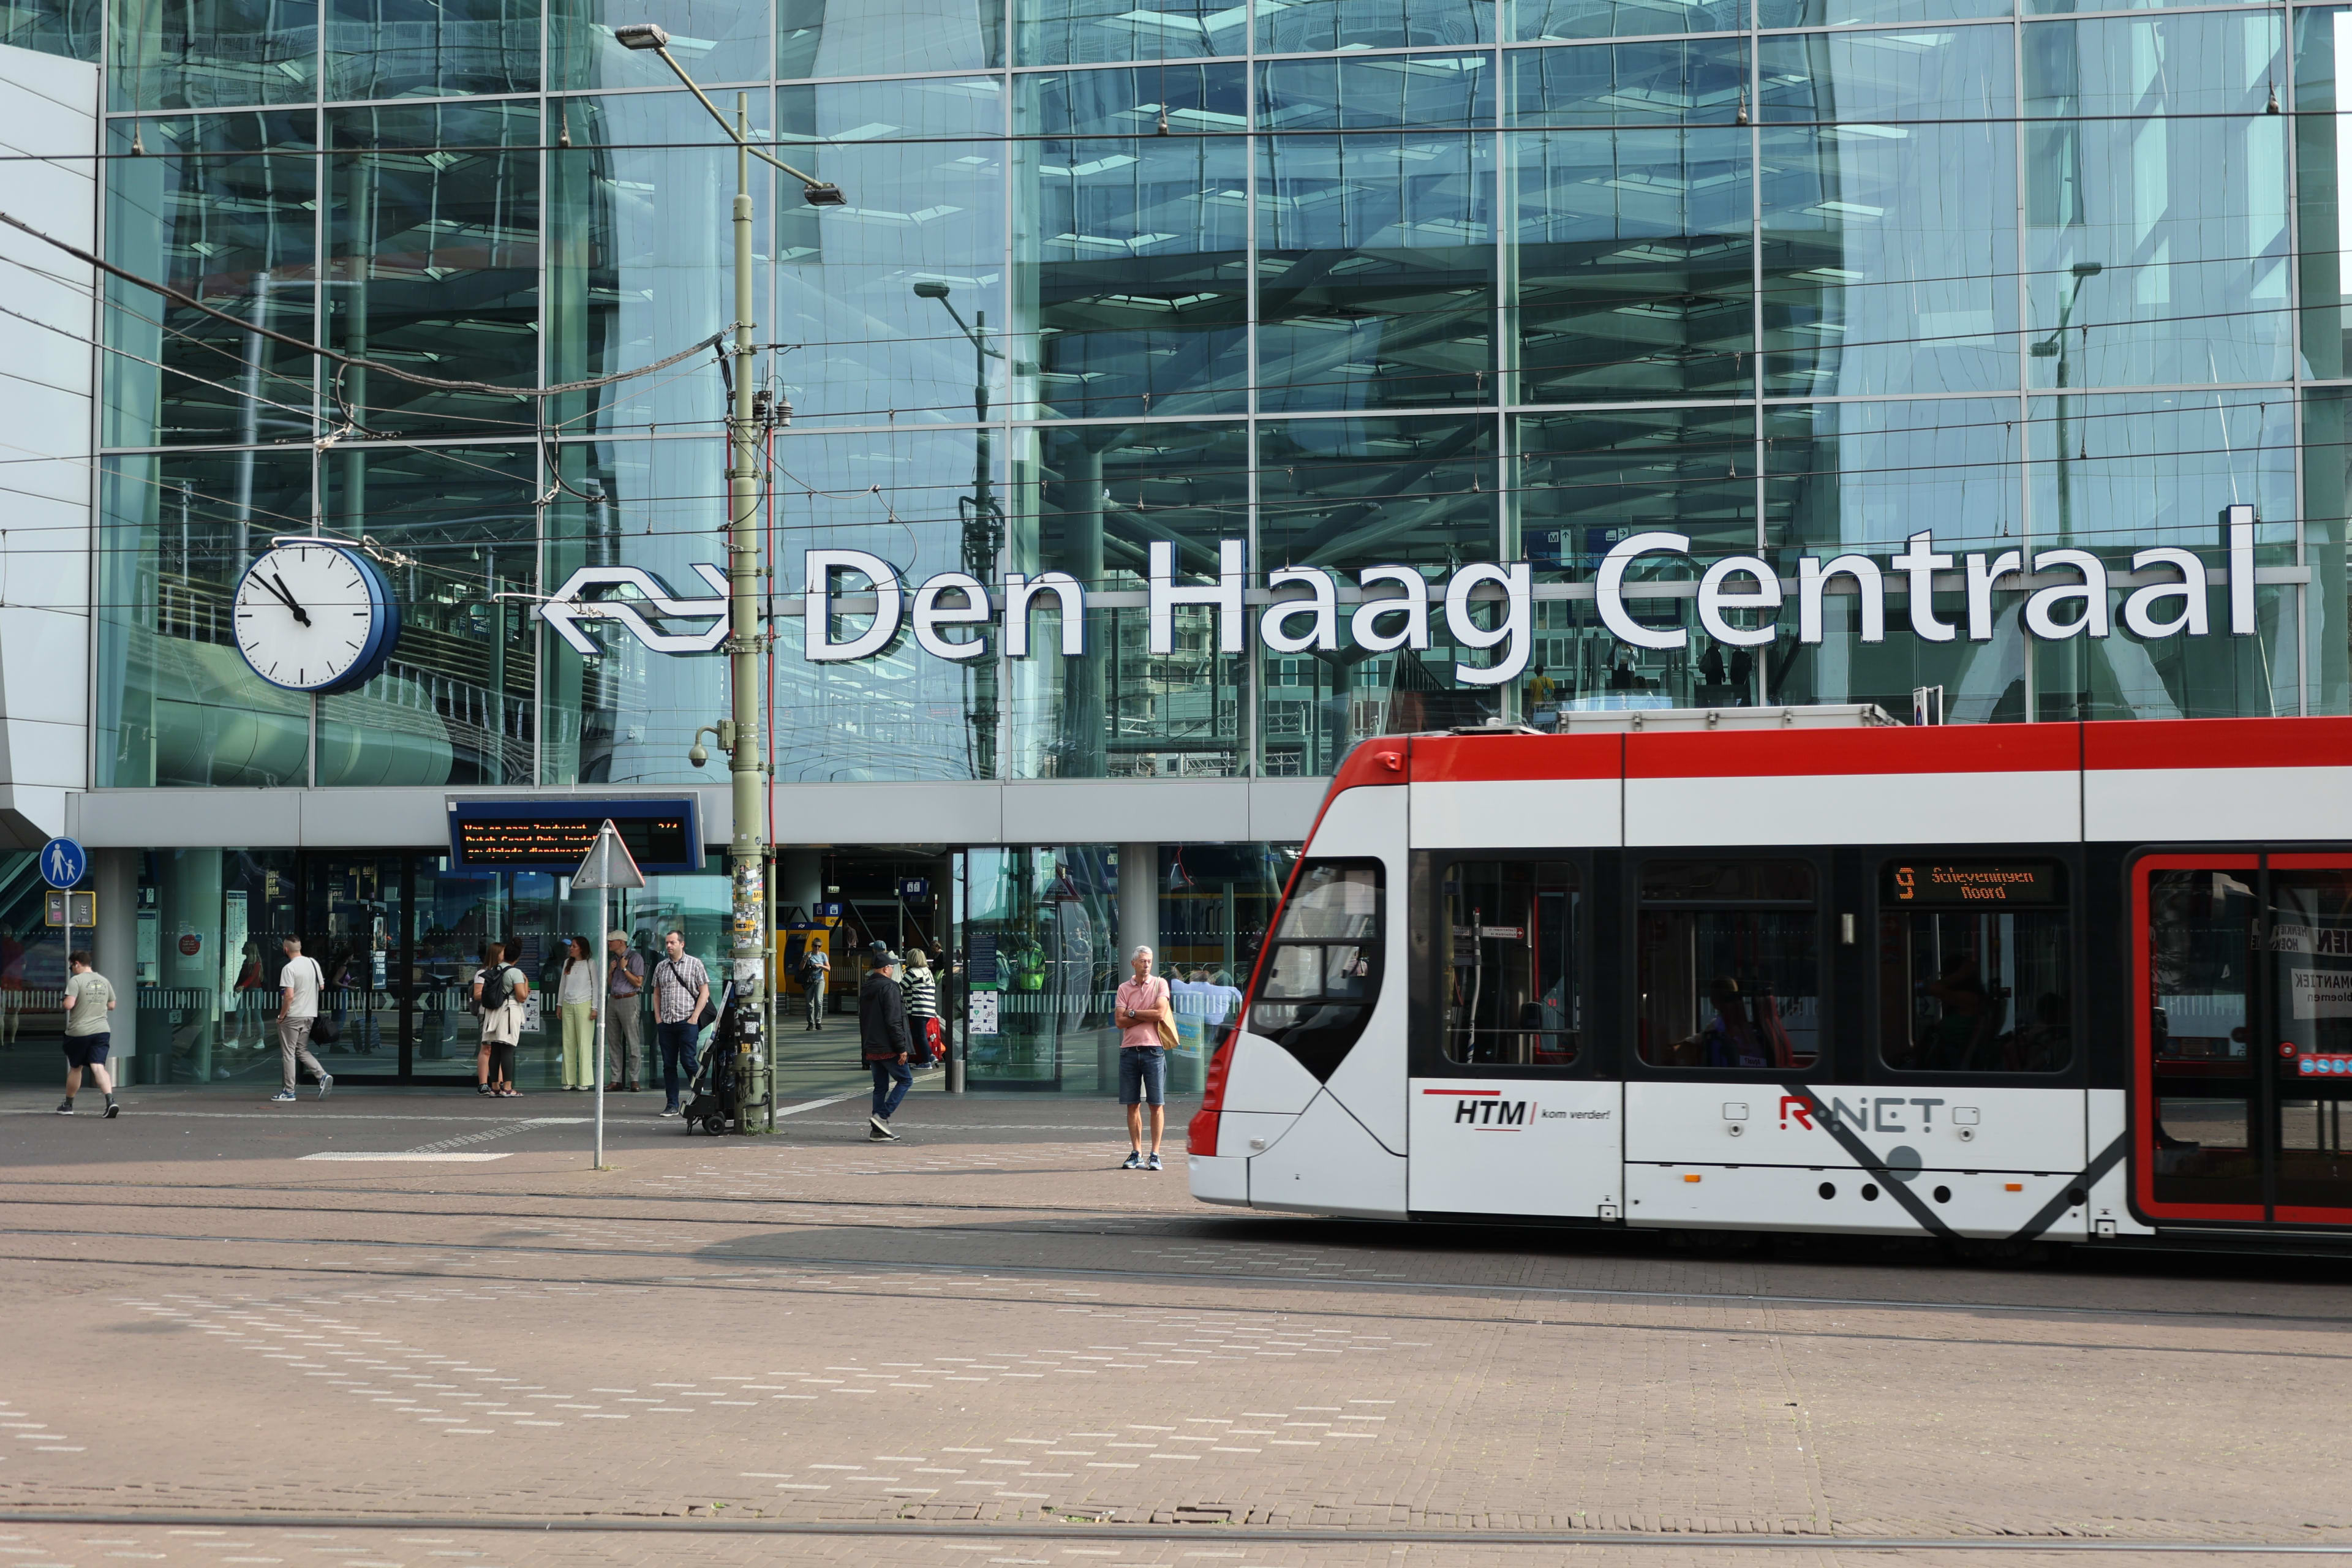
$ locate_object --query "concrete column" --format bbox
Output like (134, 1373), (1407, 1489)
(93, 850), (137, 1072)
(1110, 842), (1159, 1094)
(1117, 842), (1158, 972)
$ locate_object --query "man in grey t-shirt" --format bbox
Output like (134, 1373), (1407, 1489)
(58, 950), (118, 1117)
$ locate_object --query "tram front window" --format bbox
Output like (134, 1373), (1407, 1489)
(1441, 860), (1579, 1065)
(1635, 860), (1819, 1069)
(1250, 859), (1382, 1079)
(1877, 860), (2072, 1074)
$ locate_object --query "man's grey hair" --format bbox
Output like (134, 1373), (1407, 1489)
(1131, 944), (1154, 960)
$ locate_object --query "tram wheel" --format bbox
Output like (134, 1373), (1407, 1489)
(1948, 1237), (2057, 1269)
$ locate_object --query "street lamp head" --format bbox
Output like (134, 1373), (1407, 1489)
(913, 281), (951, 299)
(801, 181), (847, 206)
(2071, 261), (2103, 278)
(614, 21), (669, 48)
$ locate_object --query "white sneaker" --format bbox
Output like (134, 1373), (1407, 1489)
(317, 1074), (333, 1099)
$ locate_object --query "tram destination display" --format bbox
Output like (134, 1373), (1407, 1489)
(447, 797), (703, 873)
(1883, 861), (2060, 906)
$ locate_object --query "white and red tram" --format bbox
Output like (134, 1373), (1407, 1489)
(1185, 707), (2352, 1248)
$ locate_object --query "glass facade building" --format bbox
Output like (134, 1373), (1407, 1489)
(5, 0), (2352, 1087)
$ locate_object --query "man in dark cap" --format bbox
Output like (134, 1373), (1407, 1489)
(861, 947), (913, 1140)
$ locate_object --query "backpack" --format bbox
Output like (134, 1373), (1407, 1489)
(469, 964), (516, 1017)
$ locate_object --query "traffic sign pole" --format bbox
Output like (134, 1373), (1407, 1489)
(574, 821), (646, 1171)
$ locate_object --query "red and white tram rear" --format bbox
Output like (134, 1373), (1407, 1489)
(1185, 708), (2352, 1247)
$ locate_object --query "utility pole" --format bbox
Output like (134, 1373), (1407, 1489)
(914, 281), (1002, 781)
(617, 22), (845, 1131)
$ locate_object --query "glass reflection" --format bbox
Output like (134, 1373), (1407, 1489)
(1259, 0), (1490, 55)
(1019, 0), (1244, 62)
(1757, 24), (2011, 124)
(96, 451), (314, 788)
(328, 0), (537, 99)
(1509, 127), (1750, 402)
(111, 0), (317, 110)
(1506, 37), (1744, 126)
(1759, 0), (2003, 25)
(1507, 0), (1741, 43)
(1016, 67), (1249, 418)
(103, 112), (316, 451)
(547, 92), (770, 437)
(780, 0), (1003, 77)
(326, 102), (540, 437)
(1258, 129), (1494, 411)
(320, 445), (539, 785)
(552, 0), (767, 88)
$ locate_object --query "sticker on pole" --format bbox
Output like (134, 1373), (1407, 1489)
(39, 837), (86, 889)
(572, 821), (647, 890)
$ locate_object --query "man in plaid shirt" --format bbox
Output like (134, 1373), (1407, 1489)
(650, 929), (710, 1118)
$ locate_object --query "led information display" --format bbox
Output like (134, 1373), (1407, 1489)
(1884, 861), (2061, 906)
(447, 798), (703, 873)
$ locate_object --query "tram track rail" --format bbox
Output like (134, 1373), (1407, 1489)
(0, 1511), (2345, 1552)
(6, 1216), (2352, 1338)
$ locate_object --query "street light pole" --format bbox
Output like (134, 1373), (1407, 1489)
(914, 281), (1003, 783)
(618, 22), (848, 1131)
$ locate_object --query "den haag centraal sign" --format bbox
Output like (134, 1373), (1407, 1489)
(535, 508), (2271, 683)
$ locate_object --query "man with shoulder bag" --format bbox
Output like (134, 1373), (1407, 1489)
(1113, 944), (1174, 1170)
(272, 937), (333, 1103)
(650, 929), (711, 1118)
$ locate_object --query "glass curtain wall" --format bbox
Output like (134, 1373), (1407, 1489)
(84, 0), (2352, 789)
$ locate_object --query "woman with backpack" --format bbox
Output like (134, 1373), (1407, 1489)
(472, 941), (529, 1097)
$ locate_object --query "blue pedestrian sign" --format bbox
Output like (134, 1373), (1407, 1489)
(38, 837), (86, 889)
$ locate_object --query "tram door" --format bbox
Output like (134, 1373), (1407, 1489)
(2138, 857), (2352, 1226)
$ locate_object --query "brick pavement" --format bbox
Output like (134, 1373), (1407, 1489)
(1, 1087), (2349, 1558)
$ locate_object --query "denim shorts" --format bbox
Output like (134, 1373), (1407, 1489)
(1118, 1046), (1167, 1107)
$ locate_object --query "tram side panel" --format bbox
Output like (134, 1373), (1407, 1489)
(1189, 778), (1411, 1218)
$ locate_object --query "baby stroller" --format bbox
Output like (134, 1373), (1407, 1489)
(681, 982), (744, 1135)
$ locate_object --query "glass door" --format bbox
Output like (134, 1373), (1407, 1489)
(302, 856), (405, 1082)
(2138, 856), (2352, 1227)
(2262, 859), (2352, 1222)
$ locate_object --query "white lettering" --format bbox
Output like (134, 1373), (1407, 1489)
(2226, 503), (2256, 636)
(1596, 531), (1689, 652)
(1003, 571), (1085, 658)
(1965, 549), (2024, 641)
(1260, 566), (1338, 654)
(1351, 565), (1431, 652)
(911, 571), (990, 662)
(1798, 554), (1885, 645)
(1891, 530), (1956, 644)
(2025, 547), (2108, 640)
(1696, 555), (1781, 648)
(1444, 561), (1531, 687)
(804, 549), (902, 663)
(1150, 539), (1245, 655)
(2122, 546), (2209, 639)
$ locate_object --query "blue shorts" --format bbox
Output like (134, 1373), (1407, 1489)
(1119, 1046), (1166, 1107)
(63, 1033), (110, 1069)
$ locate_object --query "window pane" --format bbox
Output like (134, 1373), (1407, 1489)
(1442, 860), (1580, 1065)
(1878, 891), (2072, 1074)
(1637, 908), (1820, 1067)
(1641, 859), (1815, 902)
(1261, 943), (1327, 998)
(2148, 867), (2259, 1208)
(1276, 860), (1381, 938)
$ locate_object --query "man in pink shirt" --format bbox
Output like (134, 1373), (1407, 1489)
(1114, 944), (1172, 1170)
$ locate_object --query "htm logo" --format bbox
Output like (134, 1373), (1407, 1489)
(1454, 1098), (1528, 1128)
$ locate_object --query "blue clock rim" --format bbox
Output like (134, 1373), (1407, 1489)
(235, 541), (399, 696)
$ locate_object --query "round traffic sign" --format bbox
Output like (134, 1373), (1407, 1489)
(38, 837), (86, 889)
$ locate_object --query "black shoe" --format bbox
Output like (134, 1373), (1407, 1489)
(104, 1099), (119, 1119)
(54, 1098), (72, 1115)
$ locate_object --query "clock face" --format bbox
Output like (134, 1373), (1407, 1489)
(233, 541), (394, 693)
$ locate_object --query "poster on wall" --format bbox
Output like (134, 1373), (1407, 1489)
(968, 990), (999, 1038)
(220, 891), (247, 1020)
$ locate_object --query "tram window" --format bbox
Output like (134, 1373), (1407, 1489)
(1441, 861), (1580, 1066)
(1250, 859), (1382, 1079)
(2146, 869), (2258, 1208)
(1878, 861), (2072, 1074)
(1635, 859), (1819, 1069)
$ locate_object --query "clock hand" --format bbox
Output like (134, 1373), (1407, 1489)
(266, 572), (312, 628)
